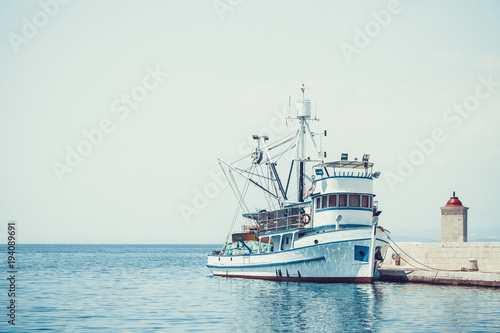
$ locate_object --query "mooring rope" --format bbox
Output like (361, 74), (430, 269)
(382, 230), (461, 272)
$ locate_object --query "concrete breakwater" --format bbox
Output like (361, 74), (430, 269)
(378, 268), (500, 287)
(378, 242), (500, 287)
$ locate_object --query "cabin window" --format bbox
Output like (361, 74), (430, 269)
(322, 196), (328, 209)
(281, 234), (293, 251)
(339, 194), (348, 207)
(361, 195), (369, 208)
(370, 196), (373, 208)
(349, 194), (360, 207)
(328, 194), (337, 208)
(316, 197), (321, 210)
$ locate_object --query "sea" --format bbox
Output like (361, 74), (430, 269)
(1, 244), (499, 332)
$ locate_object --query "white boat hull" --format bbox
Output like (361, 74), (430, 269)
(207, 227), (390, 283)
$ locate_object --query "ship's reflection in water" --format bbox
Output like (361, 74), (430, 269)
(237, 281), (382, 332)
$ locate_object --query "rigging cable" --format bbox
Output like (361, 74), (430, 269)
(222, 163), (253, 244)
(227, 165), (251, 215)
(258, 164), (275, 211)
(273, 135), (298, 163)
(305, 121), (322, 159)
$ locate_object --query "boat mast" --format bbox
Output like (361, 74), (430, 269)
(297, 83), (309, 202)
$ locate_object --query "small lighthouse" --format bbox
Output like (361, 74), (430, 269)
(440, 192), (468, 242)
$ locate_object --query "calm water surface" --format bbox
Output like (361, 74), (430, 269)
(2, 244), (499, 332)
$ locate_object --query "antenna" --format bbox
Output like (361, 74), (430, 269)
(298, 82), (313, 101)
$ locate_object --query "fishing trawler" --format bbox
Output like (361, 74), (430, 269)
(207, 84), (390, 283)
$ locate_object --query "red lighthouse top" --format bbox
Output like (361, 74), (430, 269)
(444, 191), (464, 207)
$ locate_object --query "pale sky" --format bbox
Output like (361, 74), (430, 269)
(1, 0), (499, 244)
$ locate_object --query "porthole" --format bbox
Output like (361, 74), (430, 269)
(314, 239), (319, 244)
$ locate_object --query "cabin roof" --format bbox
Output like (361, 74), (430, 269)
(315, 160), (374, 169)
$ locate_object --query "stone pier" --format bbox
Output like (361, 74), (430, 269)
(378, 242), (500, 287)
(378, 193), (500, 287)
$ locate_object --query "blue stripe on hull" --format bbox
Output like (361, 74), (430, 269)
(206, 255), (326, 269)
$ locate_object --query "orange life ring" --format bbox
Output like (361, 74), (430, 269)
(300, 213), (311, 225)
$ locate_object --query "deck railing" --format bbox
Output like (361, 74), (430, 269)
(257, 213), (309, 234)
